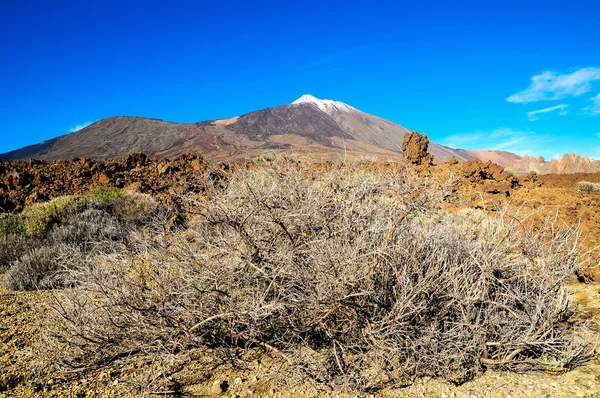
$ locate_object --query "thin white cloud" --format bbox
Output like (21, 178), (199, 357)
(69, 120), (97, 133)
(584, 93), (600, 114)
(441, 127), (560, 158)
(296, 46), (365, 71)
(527, 104), (568, 121)
(507, 67), (600, 103)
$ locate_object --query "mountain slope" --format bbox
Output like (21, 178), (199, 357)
(290, 95), (476, 162)
(228, 101), (352, 145)
(0, 117), (234, 161)
(0, 95), (477, 163)
(459, 150), (522, 167)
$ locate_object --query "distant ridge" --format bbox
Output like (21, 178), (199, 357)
(0, 95), (485, 163)
(506, 153), (600, 175)
(460, 149), (522, 167)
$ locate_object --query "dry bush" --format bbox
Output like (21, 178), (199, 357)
(3, 192), (171, 291)
(109, 192), (170, 226)
(3, 207), (125, 290)
(4, 246), (65, 290)
(41, 161), (592, 389)
(577, 181), (600, 193)
(49, 209), (125, 249)
(4, 242), (106, 291)
(0, 234), (36, 273)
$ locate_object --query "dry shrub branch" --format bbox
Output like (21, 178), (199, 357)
(41, 160), (592, 390)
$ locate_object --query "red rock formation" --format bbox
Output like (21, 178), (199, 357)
(401, 132), (434, 167)
(0, 153), (227, 213)
(506, 153), (600, 175)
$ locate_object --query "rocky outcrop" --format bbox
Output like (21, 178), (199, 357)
(547, 153), (600, 174)
(401, 132), (434, 166)
(433, 156), (539, 202)
(399, 132), (538, 197)
(0, 153), (227, 213)
(504, 155), (547, 175)
(506, 153), (600, 175)
(453, 160), (521, 195)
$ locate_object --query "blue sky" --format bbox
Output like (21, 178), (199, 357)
(1, 0), (599, 159)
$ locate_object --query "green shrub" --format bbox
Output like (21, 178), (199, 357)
(90, 186), (123, 205)
(0, 213), (24, 236)
(4, 211), (121, 289)
(254, 153), (276, 163)
(1, 189), (174, 290)
(21, 195), (90, 236)
(110, 192), (168, 225)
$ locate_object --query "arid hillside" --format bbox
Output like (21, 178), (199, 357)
(0, 96), (479, 164)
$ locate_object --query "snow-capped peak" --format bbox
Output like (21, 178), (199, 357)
(292, 94), (355, 113)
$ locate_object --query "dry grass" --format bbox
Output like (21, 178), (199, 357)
(37, 160), (593, 390)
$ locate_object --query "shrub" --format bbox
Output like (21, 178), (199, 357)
(0, 183), (178, 292)
(90, 186), (123, 205)
(4, 204), (165, 290)
(577, 181), (600, 193)
(4, 246), (67, 290)
(2, 193), (169, 289)
(41, 161), (591, 389)
(21, 195), (90, 236)
(110, 192), (161, 222)
(254, 153), (276, 163)
(49, 208), (125, 251)
(0, 234), (35, 273)
(0, 213), (24, 236)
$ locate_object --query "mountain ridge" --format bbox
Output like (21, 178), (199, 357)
(506, 153), (600, 175)
(0, 95), (510, 165)
(460, 149), (522, 167)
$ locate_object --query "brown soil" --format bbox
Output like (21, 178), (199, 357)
(212, 117), (240, 126)
(540, 171), (600, 189)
